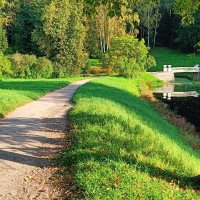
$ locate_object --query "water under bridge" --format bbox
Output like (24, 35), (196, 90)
(149, 65), (200, 82)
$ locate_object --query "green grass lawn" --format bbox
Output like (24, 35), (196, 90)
(0, 77), (83, 117)
(150, 47), (200, 72)
(60, 74), (200, 199)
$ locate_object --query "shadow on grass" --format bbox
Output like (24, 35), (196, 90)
(73, 82), (200, 158)
(62, 81), (200, 192)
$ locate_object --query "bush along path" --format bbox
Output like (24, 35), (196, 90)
(61, 76), (200, 200)
(0, 78), (92, 200)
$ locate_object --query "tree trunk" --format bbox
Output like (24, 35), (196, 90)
(99, 35), (103, 53)
(140, 26), (143, 40)
(153, 18), (158, 48)
(147, 8), (150, 47)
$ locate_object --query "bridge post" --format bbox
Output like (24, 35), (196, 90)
(167, 93), (172, 100)
(163, 93), (167, 99)
(168, 65), (172, 72)
(163, 65), (168, 72)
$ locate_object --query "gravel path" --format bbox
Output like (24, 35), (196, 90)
(0, 79), (92, 200)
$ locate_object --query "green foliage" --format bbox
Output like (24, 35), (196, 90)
(0, 52), (12, 78)
(11, 53), (53, 79)
(194, 41), (200, 54)
(52, 63), (67, 78)
(33, 0), (87, 75)
(11, 53), (37, 78)
(0, 19), (8, 53)
(174, 0), (200, 25)
(172, 9), (200, 52)
(107, 36), (155, 78)
(60, 76), (200, 199)
(30, 57), (53, 79)
(136, 0), (161, 47)
(0, 77), (84, 117)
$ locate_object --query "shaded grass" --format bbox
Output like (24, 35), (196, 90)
(150, 47), (200, 72)
(0, 77), (83, 117)
(60, 74), (200, 199)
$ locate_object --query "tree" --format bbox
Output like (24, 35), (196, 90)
(0, 17), (8, 52)
(33, 0), (87, 75)
(173, 9), (200, 52)
(85, 1), (140, 56)
(174, 0), (200, 25)
(137, 0), (161, 48)
(0, 52), (12, 77)
(106, 36), (156, 78)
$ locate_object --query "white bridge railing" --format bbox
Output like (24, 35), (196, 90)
(163, 65), (200, 72)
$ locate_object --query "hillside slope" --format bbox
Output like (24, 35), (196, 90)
(63, 75), (200, 199)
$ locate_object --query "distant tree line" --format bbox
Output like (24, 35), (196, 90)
(0, 0), (199, 77)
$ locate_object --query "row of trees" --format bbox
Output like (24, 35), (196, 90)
(0, 0), (199, 76)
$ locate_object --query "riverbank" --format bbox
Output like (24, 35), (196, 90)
(58, 74), (200, 199)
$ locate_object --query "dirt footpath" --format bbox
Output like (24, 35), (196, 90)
(0, 79), (92, 200)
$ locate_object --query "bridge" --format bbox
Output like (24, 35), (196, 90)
(149, 65), (200, 82)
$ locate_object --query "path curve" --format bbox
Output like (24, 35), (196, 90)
(0, 79), (92, 200)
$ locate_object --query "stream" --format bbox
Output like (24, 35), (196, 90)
(153, 79), (200, 132)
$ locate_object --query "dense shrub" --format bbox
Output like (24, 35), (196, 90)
(11, 53), (53, 78)
(0, 52), (12, 78)
(106, 36), (156, 78)
(11, 53), (37, 78)
(30, 57), (53, 79)
(0, 19), (8, 53)
(52, 63), (68, 78)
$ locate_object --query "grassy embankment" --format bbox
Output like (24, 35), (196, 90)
(60, 74), (200, 199)
(0, 77), (83, 117)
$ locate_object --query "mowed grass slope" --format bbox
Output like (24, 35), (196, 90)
(150, 47), (200, 71)
(0, 77), (83, 117)
(63, 75), (200, 199)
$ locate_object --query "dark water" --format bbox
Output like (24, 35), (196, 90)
(155, 94), (200, 132)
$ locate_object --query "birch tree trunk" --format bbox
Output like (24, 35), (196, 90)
(147, 7), (150, 47)
(153, 18), (158, 48)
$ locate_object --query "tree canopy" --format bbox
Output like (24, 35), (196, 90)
(0, 0), (199, 76)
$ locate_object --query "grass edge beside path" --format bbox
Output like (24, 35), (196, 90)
(0, 77), (85, 118)
(58, 74), (200, 200)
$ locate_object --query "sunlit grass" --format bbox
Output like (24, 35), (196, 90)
(0, 77), (83, 117)
(150, 47), (200, 72)
(59, 74), (200, 199)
